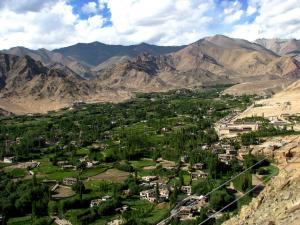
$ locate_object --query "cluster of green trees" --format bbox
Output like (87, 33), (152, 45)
(0, 87), (250, 163)
(0, 87), (258, 224)
(0, 174), (49, 224)
(241, 126), (297, 146)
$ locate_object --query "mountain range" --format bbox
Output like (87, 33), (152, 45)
(1, 35), (300, 114)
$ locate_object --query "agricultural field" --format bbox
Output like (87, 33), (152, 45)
(0, 87), (285, 225)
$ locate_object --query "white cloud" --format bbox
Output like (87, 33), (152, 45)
(246, 6), (256, 16)
(224, 10), (243, 24)
(0, 0), (57, 13)
(0, 0), (218, 49)
(81, 1), (98, 14)
(231, 0), (300, 40)
(98, 0), (109, 10)
(105, 0), (215, 45)
(0, 0), (300, 50)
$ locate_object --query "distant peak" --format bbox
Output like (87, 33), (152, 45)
(139, 42), (151, 46)
(203, 34), (232, 42)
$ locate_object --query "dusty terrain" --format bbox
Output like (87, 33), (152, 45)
(224, 79), (293, 96)
(87, 169), (130, 182)
(52, 185), (75, 199)
(238, 80), (300, 118)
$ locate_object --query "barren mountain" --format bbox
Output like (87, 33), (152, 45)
(0, 53), (133, 114)
(182, 35), (300, 81)
(1, 35), (300, 114)
(0, 107), (14, 116)
(53, 42), (186, 66)
(256, 38), (300, 60)
(2, 47), (93, 79)
(94, 35), (300, 91)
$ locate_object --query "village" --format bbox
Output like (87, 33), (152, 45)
(1, 88), (300, 225)
(2, 113), (300, 225)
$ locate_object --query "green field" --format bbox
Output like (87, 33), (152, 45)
(1, 87), (281, 225)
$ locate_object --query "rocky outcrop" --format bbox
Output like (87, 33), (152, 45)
(223, 169), (300, 225)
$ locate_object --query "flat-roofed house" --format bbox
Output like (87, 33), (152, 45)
(62, 177), (78, 186)
(3, 156), (16, 163)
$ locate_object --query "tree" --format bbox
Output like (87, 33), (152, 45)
(196, 207), (215, 225)
(72, 181), (85, 200)
(155, 182), (160, 203)
(209, 189), (234, 211)
(207, 155), (219, 179)
(48, 201), (58, 216)
(170, 186), (178, 207)
(192, 180), (213, 196)
(233, 172), (252, 193)
(241, 133), (257, 146)
(243, 153), (257, 173)
(178, 171), (184, 186)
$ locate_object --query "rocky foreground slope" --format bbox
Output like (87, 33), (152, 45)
(223, 168), (300, 225)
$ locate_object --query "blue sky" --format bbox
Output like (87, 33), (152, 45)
(0, 0), (299, 49)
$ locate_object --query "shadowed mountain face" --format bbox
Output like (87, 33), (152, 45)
(1, 35), (300, 114)
(2, 47), (94, 79)
(0, 54), (87, 99)
(53, 42), (186, 66)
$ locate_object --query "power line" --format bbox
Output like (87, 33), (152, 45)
(198, 157), (299, 225)
(203, 156), (268, 198)
(156, 157), (268, 225)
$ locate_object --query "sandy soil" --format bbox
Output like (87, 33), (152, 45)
(157, 158), (176, 169)
(143, 166), (157, 170)
(224, 79), (293, 96)
(239, 85), (300, 118)
(87, 169), (130, 182)
(5, 161), (38, 169)
(0, 90), (132, 115)
(52, 185), (75, 199)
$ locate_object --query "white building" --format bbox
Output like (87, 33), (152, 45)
(140, 189), (156, 202)
(141, 176), (158, 182)
(3, 156), (16, 163)
(181, 186), (192, 195)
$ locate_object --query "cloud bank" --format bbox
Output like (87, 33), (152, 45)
(0, 0), (299, 49)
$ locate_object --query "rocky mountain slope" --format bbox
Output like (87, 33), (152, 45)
(0, 53), (132, 114)
(53, 42), (186, 67)
(2, 47), (93, 79)
(256, 38), (300, 60)
(93, 35), (300, 90)
(1, 35), (300, 114)
(223, 168), (300, 225)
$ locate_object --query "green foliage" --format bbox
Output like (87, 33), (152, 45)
(32, 217), (53, 225)
(192, 180), (213, 195)
(72, 181), (86, 199)
(0, 88), (256, 222)
(0, 173), (49, 219)
(233, 172), (252, 193)
(113, 161), (134, 172)
(241, 126), (297, 146)
(236, 194), (252, 211)
(209, 189), (235, 211)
